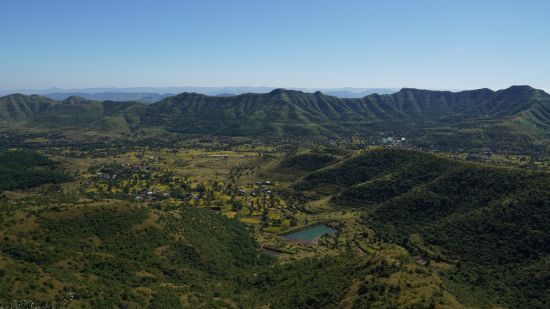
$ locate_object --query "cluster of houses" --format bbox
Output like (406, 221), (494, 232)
(381, 136), (407, 144)
(134, 190), (170, 202)
(237, 180), (273, 197)
(91, 161), (281, 215)
(379, 136), (427, 152)
(254, 180), (273, 195)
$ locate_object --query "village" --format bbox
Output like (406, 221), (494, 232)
(77, 146), (301, 234)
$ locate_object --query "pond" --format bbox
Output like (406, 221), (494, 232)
(284, 224), (337, 244)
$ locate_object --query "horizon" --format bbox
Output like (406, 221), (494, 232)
(1, 0), (549, 91)
(1, 84), (547, 99)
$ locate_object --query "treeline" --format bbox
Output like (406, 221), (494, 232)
(0, 150), (70, 191)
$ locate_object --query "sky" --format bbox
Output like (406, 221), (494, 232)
(1, 0), (549, 91)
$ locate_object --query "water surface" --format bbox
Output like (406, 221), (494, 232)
(284, 224), (336, 243)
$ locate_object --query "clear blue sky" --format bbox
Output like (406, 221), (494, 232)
(1, 0), (549, 91)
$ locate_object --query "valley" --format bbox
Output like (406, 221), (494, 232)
(3, 1), (549, 307)
(1, 88), (549, 308)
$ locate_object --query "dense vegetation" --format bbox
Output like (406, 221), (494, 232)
(295, 149), (550, 308)
(253, 245), (469, 308)
(279, 153), (338, 172)
(0, 204), (272, 307)
(0, 150), (69, 191)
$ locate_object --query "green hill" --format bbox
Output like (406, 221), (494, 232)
(252, 248), (467, 309)
(293, 149), (550, 308)
(0, 204), (272, 307)
(0, 95), (144, 132)
(0, 94), (57, 122)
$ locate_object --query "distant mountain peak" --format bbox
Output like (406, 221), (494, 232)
(268, 88), (304, 96)
(507, 85), (533, 90)
(269, 88), (288, 95)
(173, 92), (207, 99)
(1, 93), (53, 102)
(496, 85), (536, 98)
(3, 93), (31, 99)
(502, 85), (535, 93)
(63, 95), (88, 102)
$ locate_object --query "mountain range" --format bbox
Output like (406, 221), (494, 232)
(0, 87), (399, 102)
(1, 85), (549, 152)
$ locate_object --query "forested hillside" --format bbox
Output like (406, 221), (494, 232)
(293, 149), (550, 308)
(2, 86), (550, 152)
(0, 204), (273, 307)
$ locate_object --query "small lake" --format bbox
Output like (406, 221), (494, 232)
(284, 224), (337, 244)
